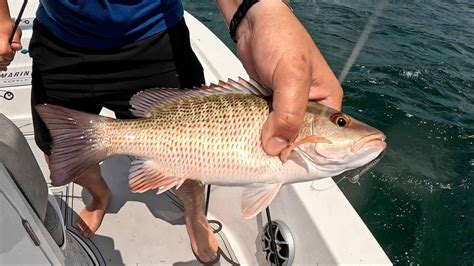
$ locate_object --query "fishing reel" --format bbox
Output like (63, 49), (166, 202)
(262, 220), (295, 266)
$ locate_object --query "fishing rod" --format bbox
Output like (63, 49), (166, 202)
(9, 0), (28, 43)
(1, 0), (27, 102)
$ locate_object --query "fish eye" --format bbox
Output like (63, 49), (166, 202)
(331, 113), (350, 127)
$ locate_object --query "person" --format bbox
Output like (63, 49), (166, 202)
(0, 0), (343, 263)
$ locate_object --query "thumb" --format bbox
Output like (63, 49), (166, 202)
(261, 69), (311, 156)
(10, 28), (22, 51)
(261, 111), (302, 156)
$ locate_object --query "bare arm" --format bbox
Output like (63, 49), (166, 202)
(215, 0), (343, 156)
(0, 0), (22, 72)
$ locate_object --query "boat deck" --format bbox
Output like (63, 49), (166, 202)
(53, 155), (239, 265)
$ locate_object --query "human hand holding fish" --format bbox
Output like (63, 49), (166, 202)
(0, 1), (22, 72)
(36, 78), (386, 219)
(217, 0), (344, 158)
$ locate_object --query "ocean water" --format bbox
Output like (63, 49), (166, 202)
(183, 0), (473, 264)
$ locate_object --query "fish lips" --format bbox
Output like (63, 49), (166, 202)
(352, 133), (387, 153)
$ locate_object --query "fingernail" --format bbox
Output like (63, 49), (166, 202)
(266, 136), (288, 155)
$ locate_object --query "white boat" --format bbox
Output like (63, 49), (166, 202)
(0, 1), (391, 264)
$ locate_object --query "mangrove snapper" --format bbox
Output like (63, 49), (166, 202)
(35, 78), (386, 219)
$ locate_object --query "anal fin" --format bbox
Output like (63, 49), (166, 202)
(241, 183), (283, 219)
(129, 159), (183, 194)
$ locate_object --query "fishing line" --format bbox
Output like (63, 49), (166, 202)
(310, 0), (390, 191)
(265, 206), (281, 266)
(338, 0), (390, 83)
(204, 184), (211, 216)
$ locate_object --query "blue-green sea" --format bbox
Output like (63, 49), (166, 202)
(183, 0), (473, 264)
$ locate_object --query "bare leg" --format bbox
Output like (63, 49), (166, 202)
(175, 180), (219, 263)
(74, 164), (111, 238)
(46, 155), (111, 238)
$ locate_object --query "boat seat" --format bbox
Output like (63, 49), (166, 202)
(0, 114), (64, 246)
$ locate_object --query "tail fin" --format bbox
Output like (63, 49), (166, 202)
(35, 104), (111, 186)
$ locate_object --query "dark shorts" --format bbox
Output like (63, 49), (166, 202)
(30, 19), (205, 154)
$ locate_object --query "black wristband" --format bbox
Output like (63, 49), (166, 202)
(229, 0), (259, 43)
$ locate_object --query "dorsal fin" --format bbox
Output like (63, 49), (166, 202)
(130, 77), (272, 118)
(130, 88), (189, 118)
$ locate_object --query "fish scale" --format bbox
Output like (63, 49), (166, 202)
(97, 94), (281, 184)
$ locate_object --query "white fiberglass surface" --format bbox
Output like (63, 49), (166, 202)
(51, 155), (241, 265)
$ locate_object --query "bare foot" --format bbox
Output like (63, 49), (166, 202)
(184, 210), (219, 263)
(77, 188), (111, 238)
(175, 180), (218, 263)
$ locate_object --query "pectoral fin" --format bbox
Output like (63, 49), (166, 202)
(241, 183), (283, 219)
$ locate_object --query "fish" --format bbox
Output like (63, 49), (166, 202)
(35, 78), (387, 219)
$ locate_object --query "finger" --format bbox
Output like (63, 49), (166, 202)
(307, 57), (343, 111)
(11, 42), (22, 51)
(10, 28), (22, 51)
(261, 59), (311, 156)
(0, 42), (14, 61)
(314, 94), (343, 112)
(308, 83), (343, 111)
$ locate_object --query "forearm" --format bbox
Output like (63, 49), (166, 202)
(215, 0), (293, 42)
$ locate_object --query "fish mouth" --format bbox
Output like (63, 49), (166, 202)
(352, 133), (386, 152)
(336, 149), (386, 184)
